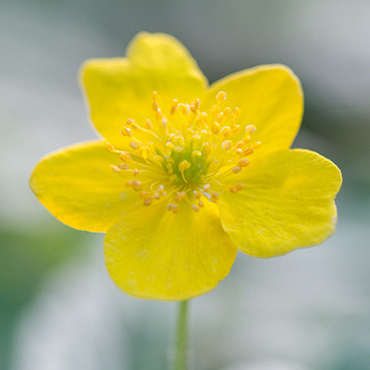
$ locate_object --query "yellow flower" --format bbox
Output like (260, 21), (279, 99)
(30, 32), (342, 301)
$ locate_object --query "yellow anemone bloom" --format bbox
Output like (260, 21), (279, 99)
(30, 32), (342, 301)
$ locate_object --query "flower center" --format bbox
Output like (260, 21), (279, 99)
(107, 91), (260, 213)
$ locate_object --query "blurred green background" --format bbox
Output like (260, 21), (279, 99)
(1, 1), (370, 369)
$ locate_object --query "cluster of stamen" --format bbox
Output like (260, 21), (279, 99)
(107, 91), (261, 213)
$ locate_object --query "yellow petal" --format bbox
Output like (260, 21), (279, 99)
(81, 32), (208, 147)
(219, 149), (342, 257)
(104, 201), (237, 300)
(30, 141), (140, 232)
(204, 65), (303, 159)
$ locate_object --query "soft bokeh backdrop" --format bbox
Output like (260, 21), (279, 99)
(1, 1), (370, 369)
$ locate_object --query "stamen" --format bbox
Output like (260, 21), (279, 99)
(251, 142), (261, 149)
(178, 160), (191, 183)
(246, 125), (256, 134)
(121, 127), (133, 137)
(221, 140), (233, 151)
(107, 90), (259, 213)
(110, 165), (120, 173)
(231, 167), (242, 174)
(129, 142), (139, 150)
(170, 99), (178, 115)
(231, 107), (240, 120)
(238, 158), (249, 167)
(211, 122), (221, 135)
(106, 143), (115, 152)
(191, 151), (202, 161)
(223, 107), (231, 117)
(216, 91), (226, 102)
(144, 198), (153, 206)
(120, 152), (132, 162)
(221, 126), (231, 137)
(175, 192), (187, 203)
(145, 119), (153, 130)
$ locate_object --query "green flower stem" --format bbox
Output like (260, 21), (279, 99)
(173, 300), (189, 370)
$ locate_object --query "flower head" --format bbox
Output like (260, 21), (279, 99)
(30, 32), (342, 300)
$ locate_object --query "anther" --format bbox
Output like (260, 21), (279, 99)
(106, 143), (115, 152)
(152, 91), (158, 102)
(223, 107), (231, 117)
(167, 163), (173, 175)
(200, 112), (208, 123)
(231, 167), (242, 174)
(203, 183), (211, 192)
(251, 142), (261, 149)
(178, 103), (189, 115)
(139, 191), (149, 199)
(162, 117), (168, 128)
(210, 192), (219, 202)
(221, 126), (231, 137)
(167, 203), (178, 214)
(132, 180), (142, 191)
(152, 101), (159, 112)
(170, 99), (178, 115)
(231, 125), (240, 134)
(177, 135), (185, 147)
(178, 160), (191, 183)
(192, 204), (200, 212)
(191, 151), (202, 161)
(129, 141), (139, 150)
(119, 152), (132, 162)
(193, 190), (202, 199)
(168, 133), (176, 143)
(202, 143), (213, 158)
(144, 198), (153, 206)
(166, 142), (176, 150)
(110, 165), (120, 173)
(175, 192), (187, 203)
(139, 146), (150, 158)
(121, 127), (133, 137)
(221, 140), (233, 151)
(126, 119), (137, 129)
(238, 158), (250, 167)
(229, 186), (237, 193)
(246, 125), (256, 134)
(211, 122), (220, 135)
(210, 105), (219, 115)
(118, 163), (129, 170)
(216, 91), (227, 102)
(215, 113), (224, 124)
(191, 134), (201, 141)
(145, 119), (153, 130)
(231, 107), (241, 120)
(133, 168), (139, 176)
(156, 108), (163, 118)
